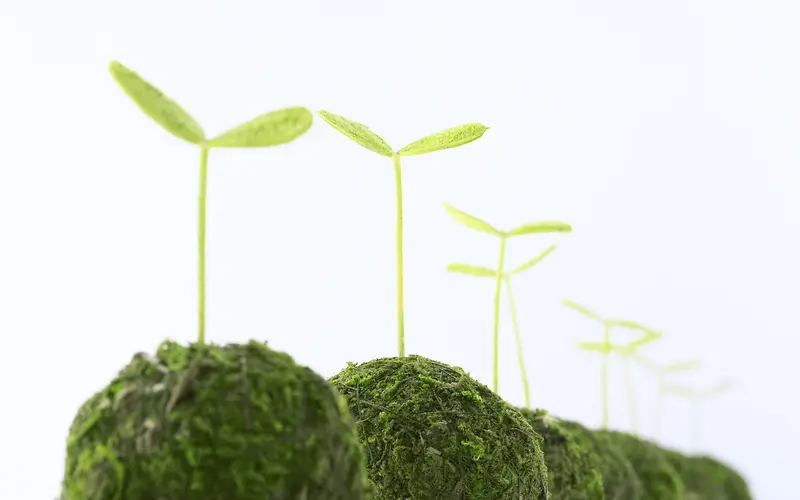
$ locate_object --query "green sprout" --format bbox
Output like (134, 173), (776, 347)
(444, 205), (571, 394)
(632, 357), (702, 440)
(315, 111), (489, 357)
(447, 241), (559, 402)
(108, 61), (312, 344)
(663, 378), (734, 450)
(604, 323), (663, 435)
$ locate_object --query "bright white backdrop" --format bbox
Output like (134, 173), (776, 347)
(1, 1), (797, 498)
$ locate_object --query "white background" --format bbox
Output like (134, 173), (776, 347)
(1, 1), (798, 498)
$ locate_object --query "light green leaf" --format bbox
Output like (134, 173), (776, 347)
(508, 245), (557, 276)
(316, 110), (394, 157)
(662, 360), (701, 373)
(208, 106), (312, 148)
(560, 298), (603, 322)
(108, 61), (205, 144)
(606, 319), (659, 335)
(446, 263), (497, 278)
(442, 203), (502, 236)
(506, 221), (572, 237)
(664, 384), (697, 397)
(701, 379), (734, 397)
(577, 341), (613, 354)
(397, 123), (489, 156)
(623, 332), (662, 351)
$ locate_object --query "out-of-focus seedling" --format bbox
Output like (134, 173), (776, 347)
(559, 299), (616, 428)
(108, 61), (312, 344)
(444, 204), (570, 394)
(632, 357), (701, 439)
(663, 378), (734, 450)
(604, 323), (663, 435)
(447, 243), (558, 405)
(316, 111), (489, 357)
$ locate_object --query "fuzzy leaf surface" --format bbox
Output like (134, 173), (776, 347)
(316, 110), (394, 157)
(208, 106), (312, 148)
(108, 61), (205, 144)
(397, 123), (489, 156)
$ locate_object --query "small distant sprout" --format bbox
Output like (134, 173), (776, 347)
(447, 244), (558, 405)
(108, 61), (312, 344)
(605, 324), (663, 436)
(444, 204), (570, 394)
(315, 110), (489, 357)
(631, 356), (701, 439)
(560, 299), (615, 428)
(663, 378), (734, 450)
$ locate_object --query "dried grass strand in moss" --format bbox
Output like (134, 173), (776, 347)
(519, 408), (605, 499)
(330, 355), (548, 500)
(62, 340), (370, 500)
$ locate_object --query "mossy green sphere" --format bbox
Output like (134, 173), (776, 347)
(664, 452), (751, 500)
(519, 409), (604, 499)
(62, 340), (370, 500)
(329, 355), (549, 500)
(557, 421), (643, 500)
(596, 431), (684, 500)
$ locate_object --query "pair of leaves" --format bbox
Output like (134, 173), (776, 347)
(443, 203), (572, 238)
(316, 110), (489, 157)
(447, 244), (557, 279)
(108, 61), (312, 148)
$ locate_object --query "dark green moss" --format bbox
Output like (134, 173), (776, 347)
(557, 421), (643, 500)
(62, 340), (370, 500)
(597, 431), (684, 500)
(329, 355), (549, 500)
(666, 453), (751, 500)
(518, 408), (604, 499)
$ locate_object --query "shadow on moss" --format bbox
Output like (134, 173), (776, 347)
(518, 408), (605, 499)
(61, 340), (370, 500)
(330, 355), (548, 500)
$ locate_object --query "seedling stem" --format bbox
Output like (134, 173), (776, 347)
(491, 236), (507, 392)
(393, 154), (405, 356)
(198, 146), (209, 344)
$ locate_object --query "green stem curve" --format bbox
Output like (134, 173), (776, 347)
(504, 276), (530, 408)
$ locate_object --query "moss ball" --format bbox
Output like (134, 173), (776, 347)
(329, 355), (549, 500)
(62, 340), (370, 500)
(556, 421), (643, 500)
(596, 431), (684, 500)
(665, 453), (751, 500)
(518, 408), (605, 499)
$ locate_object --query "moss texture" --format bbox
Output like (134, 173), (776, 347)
(557, 421), (643, 500)
(663, 450), (726, 499)
(62, 339), (370, 500)
(519, 408), (604, 499)
(597, 431), (684, 500)
(329, 355), (549, 500)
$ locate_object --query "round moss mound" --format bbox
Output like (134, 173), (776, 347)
(519, 408), (604, 499)
(61, 339), (370, 500)
(667, 453), (751, 500)
(557, 421), (643, 500)
(329, 355), (549, 499)
(596, 431), (684, 500)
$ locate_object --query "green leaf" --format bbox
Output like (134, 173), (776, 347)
(108, 61), (205, 144)
(663, 384), (697, 397)
(606, 319), (659, 335)
(508, 245), (557, 276)
(447, 263), (497, 278)
(576, 341), (613, 354)
(560, 298), (603, 322)
(316, 110), (394, 157)
(442, 203), (502, 236)
(622, 332), (662, 351)
(506, 221), (572, 237)
(207, 106), (312, 148)
(397, 123), (489, 156)
(661, 360), (701, 373)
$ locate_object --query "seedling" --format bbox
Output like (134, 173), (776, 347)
(604, 324), (663, 435)
(316, 111), (489, 357)
(447, 240), (559, 403)
(631, 357), (701, 439)
(107, 61), (312, 344)
(444, 205), (571, 394)
(663, 378), (734, 450)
